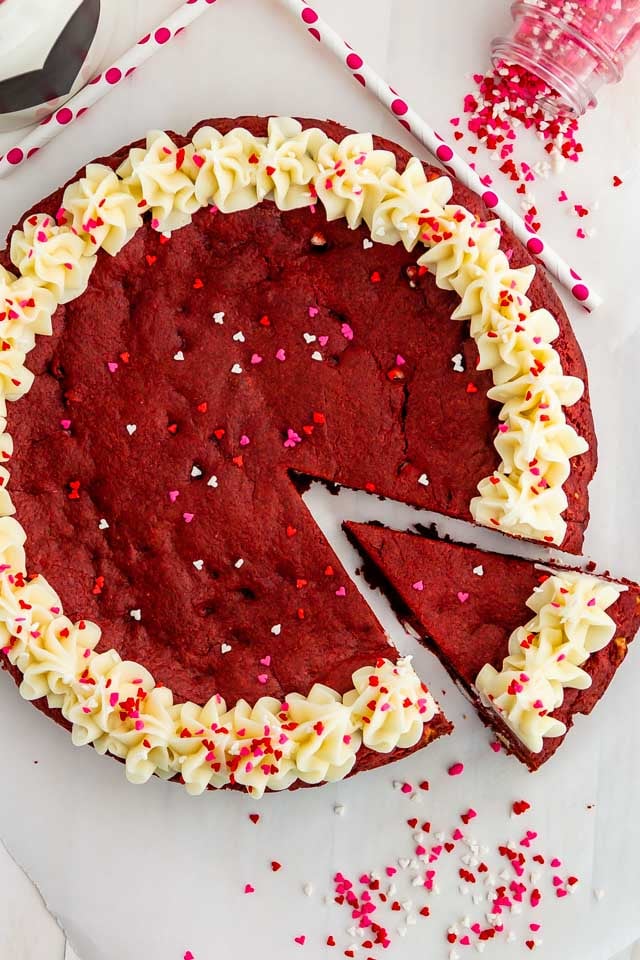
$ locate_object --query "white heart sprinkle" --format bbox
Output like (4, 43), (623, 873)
(594, 888), (605, 901)
(234, 558), (244, 568)
(173, 350), (184, 361)
(451, 352), (464, 373)
(193, 559), (204, 570)
(130, 609), (141, 621)
(271, 623), (281, 636)
(232, 331), (245, 342)
(363, 238), (374, 249)
(213, 311), (225, 324)
(230, 363), (243, 374)
(303, 332), (316, 344)
(98, 518), (109, 530)
(126, 424), (137, 435)
(221, 643), (232, 654)
(311, 351), (323, 361)
(207, 475), (218, 488)
(473, 565), (484, 576)
(302, 882), (314, 897)
(333, 802), (345, 815)
(398, 858), (410, 869)
(191, 465), (203, 478)
(418, 473), (429, 486)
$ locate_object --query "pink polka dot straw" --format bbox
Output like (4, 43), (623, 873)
(279, 0), (602, 312)
(0, 0), (218, 180)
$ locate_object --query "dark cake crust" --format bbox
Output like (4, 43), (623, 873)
(0, 116), (595, 787)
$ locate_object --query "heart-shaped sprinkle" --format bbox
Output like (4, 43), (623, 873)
(311, 351), (323, 361)
(240, 435), (250, 446)
(457, 591), (469, 603)
(183, 512), (194, 523)
(335, 586), (346, 597)
(250, 353), (262, 364)
(260, 655), (271, 666)
(412, 580), (424, 591)
(232, 331), (245, 342)
(98, 518), (109, 530)
(308, 306), (319, 317)
(303, 332), (316, 344)
(213, 311), (225, 324)
(169, 490), (179, 502)
(191, 465), (203, 478)
(60, 419), (71, 430)
(107, 362), (118, 373)
(221, 643), (232, 654)
(193, 559), (204, 571)
(257, 674), (268, 684)
(418, 473), (429, 486)
(275, 348), (286, 361)
(207, 475), (218, 487)
(318, 335), (329, 347)
(234, 558), (244, 568)
(271, 624), (281, 635)
(294, 936), (305, 945)
(230, 363), (243, 374)
(363, 238), (374, 249)
(473, 565), (484, 576)
(341, 322), (354, 340)
(244, 884), (254, 894)
(126, 424), (137, 435)
(130, 609), (141, 621)
(248, 813), (259, 823)
(173, 350), (184, 361)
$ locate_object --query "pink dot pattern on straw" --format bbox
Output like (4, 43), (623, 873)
(435, 144), (454, 162)
(571, 283), (589, 302)
(6, 147), (24, 165)
(56, 108), (73, 125)
(391, 98), (409, 116)
(346, 53), (363, 69)
(105, 67), (122, 84)
(481, 190), (499, 209)
(155, 27), (171, 43)
(301, 6), (318, 23)
(527, 237), (544, 255)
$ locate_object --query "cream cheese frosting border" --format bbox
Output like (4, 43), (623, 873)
(475, 570), (621, 753)
(0, 116), (589, 793)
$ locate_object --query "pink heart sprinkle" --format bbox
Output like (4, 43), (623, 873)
(318, 335), (329, 346)
(400, 782), (412, 794)
(60, 419), (71, 429)
(257, 674), (268, 684)
(275, 348), (286, 362)
(294, 936), (306, 945)
(244, 884), (254, 894)
(250, 353), (263, 364)
(184, 953), (194, 960)
(169, 490), (179, 503)
(396, 354), (406, 366)
(551, 857), (562, 867)
(457, 591), (469, 603)
(183, 512), (194, 523)
(107, 362), (118, 373)
(260, 655), (271, 666)
(558, 190), (568, 201)
(448, 762), (464, 776)
(385, 866), (397, 876)
(240, 435), (250, 446)
(341, 323), (354, 340)
(308, 306), (319, 317)
(335, 586), (346, 597)
(412, 580), (424, 591)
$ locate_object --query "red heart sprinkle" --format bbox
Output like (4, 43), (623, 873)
(286, 526), (297, 537)
(249, 813), (260, 824)
(271, 861), (281, 871)
(145, 255), (157, 265)
(193, 278), (204, 289)
(466, 383), (478, 393)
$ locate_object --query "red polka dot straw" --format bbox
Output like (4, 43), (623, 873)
(278, 0), (602, 313)
(0, 0), (219, 180)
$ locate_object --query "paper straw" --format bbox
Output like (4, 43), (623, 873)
(0, 0), (218, 179)
(279, 0), (602, 312)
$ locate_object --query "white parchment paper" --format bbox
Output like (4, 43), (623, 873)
(1, 1), (639, 958)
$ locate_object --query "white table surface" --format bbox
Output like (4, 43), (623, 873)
(1, 2), (640, 959)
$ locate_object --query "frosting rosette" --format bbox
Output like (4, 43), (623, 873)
(62, 163), (143, 256)
(314, 132), (396, 229)
(117, 131), (200, 231)
(475, 572), (620, 753)
(10, 213), (96, 304)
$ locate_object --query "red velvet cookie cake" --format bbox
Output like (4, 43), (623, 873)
(0, 116), (597, 794)
(346, 522), (640, 769)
